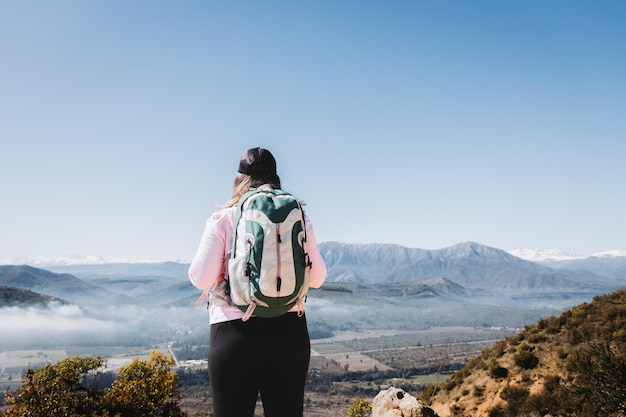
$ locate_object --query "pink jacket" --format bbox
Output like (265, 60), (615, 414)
(189, 205), (327, 324)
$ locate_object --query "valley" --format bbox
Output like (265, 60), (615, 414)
(1, 241), (624, 415)
(1, 326), (515, 416)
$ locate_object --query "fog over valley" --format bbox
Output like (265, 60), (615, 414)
(2, 242), (624, 352)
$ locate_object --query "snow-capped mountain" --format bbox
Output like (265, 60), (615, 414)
(507, 248), (586, 262)
(509, 248), (626, 262)
(4, 244), (624, 267)
(590, 250), (626, 259)
(0, 255), (186, 267)
(508, 247), (626, 283)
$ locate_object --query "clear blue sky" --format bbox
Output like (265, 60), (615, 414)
(1, 0), (625, 261)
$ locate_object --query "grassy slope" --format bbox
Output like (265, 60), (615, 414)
(424, 289), (626, 417)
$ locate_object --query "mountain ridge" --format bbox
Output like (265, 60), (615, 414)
(0, 265), (134, 306)
(2, 242), (625, 267)
(2, 241), (622, 307)
(318, 241), (615, 292)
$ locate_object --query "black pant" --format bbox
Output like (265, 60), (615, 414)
(208, 313), (311, 417)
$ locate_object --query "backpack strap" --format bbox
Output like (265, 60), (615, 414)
(241, 302), (257, 322)
(295, 298), (305, 317)
(229, 189), (260, 258)
(196, 288), (210, 306)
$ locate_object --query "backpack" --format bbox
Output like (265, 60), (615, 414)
(226, 188), (311, 321)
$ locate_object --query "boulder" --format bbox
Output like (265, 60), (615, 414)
(371, 387), (439, 417)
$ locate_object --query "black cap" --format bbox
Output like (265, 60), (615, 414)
(237, 147), (277, 178)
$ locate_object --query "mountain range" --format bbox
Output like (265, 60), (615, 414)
(317, 241), (618, 292)
(1, 241), (623, 307)
(1, 241), (624, 349)
(2, 243), (626, 269)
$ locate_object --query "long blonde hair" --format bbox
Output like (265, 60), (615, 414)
(222, 173), (282, 208)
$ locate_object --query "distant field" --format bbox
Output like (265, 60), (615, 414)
(2, 349), (67, 368)
(1, 346), (170, 375)
(311, 329), (408, 343)
(334, 372), (452, 393)
(308, 327), (515, 373)
(323, 351), (392, 372)
(1, 350), (68, 393)
(65, 346), (167, 358)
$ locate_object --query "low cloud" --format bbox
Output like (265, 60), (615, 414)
(1, 303), (118, 336)
(1, 302), (205, 349)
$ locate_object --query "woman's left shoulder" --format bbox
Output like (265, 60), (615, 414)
(205, 206), (237, 232)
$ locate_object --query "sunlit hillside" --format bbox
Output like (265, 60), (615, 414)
(422, 289), (626, 417)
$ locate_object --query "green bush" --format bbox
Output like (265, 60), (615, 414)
(473, 386), (485, 397)
(569, 340), (626, 416)
(488, 404), (506, 417)
(348, 397), (371, 417)
(488, 359), (508, 379)
(500, 386), (529, 416)
(513, 350), (539, 370)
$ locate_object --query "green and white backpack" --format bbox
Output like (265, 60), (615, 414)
(226, 188), (311, 320)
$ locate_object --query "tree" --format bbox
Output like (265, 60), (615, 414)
(569, 340), (626, 417)
(103, 351), (184, 417)
(3, 355), (104, 417)
(3, 351), (184, 417)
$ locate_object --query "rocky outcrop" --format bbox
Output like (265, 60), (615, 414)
(372, 387), (439, 417)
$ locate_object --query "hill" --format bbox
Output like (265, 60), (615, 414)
(0, 265), (134, 305)
(0, 286), (68, 307)
(423, 289), (626, 417)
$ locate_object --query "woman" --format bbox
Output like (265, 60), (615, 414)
(189, 147), (327, 417)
